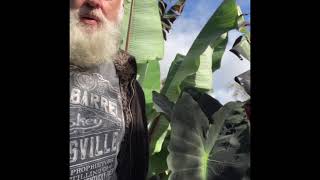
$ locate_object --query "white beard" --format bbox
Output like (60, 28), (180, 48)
(70, 9), (121, 68)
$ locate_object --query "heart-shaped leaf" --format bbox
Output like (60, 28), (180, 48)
(167, 92), (250, 180)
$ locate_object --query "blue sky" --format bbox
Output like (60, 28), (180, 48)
(160, 0), (251, 104)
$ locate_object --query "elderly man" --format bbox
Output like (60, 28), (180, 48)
(70, 0), (148, 180)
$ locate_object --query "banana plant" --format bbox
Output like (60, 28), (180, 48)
(148, 0), (241, 173)
(120, 0), (188, 123)
(120, 0), (164, 119)
(161, 0), (239, 102)
(149, 0), (250, 179)
(120, 1), (251, 179)
(159, 0), (186, 40)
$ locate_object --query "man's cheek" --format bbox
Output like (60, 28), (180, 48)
(101, 3), (121, 23)
(70, 0), (83, 9)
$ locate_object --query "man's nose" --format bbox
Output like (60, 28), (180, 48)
(85, 0), (101, 8)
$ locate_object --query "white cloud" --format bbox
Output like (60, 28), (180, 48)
(212, 89), (235, 105)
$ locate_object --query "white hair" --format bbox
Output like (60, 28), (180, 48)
(70, 8), (122, 68)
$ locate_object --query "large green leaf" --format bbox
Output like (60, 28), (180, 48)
(161, 53), (184, 96)
(120, 0), (164, 63)
(161, 0), (239, 102)
(181, 32), (229, 92)
(183, 87), (223, 123)
(152, 91), (175, 119)
(149, 91), (175, 155)
(147, 110), (161, 124)
(150, 88), (221, 157)
(137, 61), (161, 117)
(148, 132), (171, 179)
(149, 116), (170, 155)
(211, 33), (228, 73)
(148, 91), (172, 155)
(167, 92), (250, 180)
(181, 45), (213, 91)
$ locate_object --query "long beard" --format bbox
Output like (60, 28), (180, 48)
(70, 9), (121, 68)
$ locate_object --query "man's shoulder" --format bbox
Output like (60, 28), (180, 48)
(115, 49), (136, 61)
(113, 50), (137, 81)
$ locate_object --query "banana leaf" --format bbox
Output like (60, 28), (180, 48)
(211, 33), (228, 73)
(181, 32), (229, 92)
(181, 45), (213, 91)
(120, 0), (164, 63)
(159, 0), (187, 40)
(236, 5), (249, 34)
(230, 5), (250, 61)
(149, 91), (174, 155)
(137, 61), (161, 121)
(230, 33), (250, 61)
